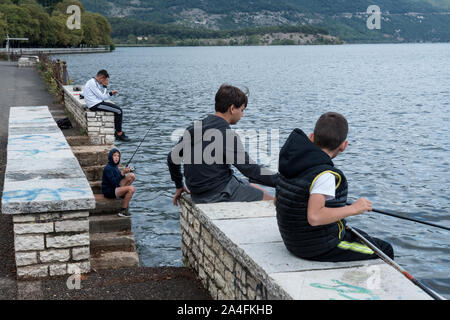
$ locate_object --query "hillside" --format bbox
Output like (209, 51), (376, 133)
(80, 0), (450, 43)
(0, 0), (112, 47)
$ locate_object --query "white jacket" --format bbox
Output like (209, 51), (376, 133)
(82, 78), (112, 108)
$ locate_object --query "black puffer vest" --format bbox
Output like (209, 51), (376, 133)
(276, 129), (348, 258)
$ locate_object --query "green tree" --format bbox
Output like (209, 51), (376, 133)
(126, 34), (136, 44)
(247, 34), (259, 45)
(52, 0), (85, 14)
(0, 4), (34, 38)
(0, 0), (111, 47)
(0, 11), (6, 43)
(50, 13), (70, 46)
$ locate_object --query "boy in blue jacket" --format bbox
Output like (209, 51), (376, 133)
(102, 148), (135, 217)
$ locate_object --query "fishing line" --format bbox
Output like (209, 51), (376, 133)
(346, 201), (450, 231)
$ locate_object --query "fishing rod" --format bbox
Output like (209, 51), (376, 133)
(347, 226), (445, 300)
(124, 118), (160, 169)
(346, 201), (450, 232)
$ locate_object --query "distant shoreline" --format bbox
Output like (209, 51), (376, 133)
(113, 40), (449, 48)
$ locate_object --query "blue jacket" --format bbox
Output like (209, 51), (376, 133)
(102, 148), (123, 197)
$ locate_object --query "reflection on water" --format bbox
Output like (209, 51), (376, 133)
(56, 43), (450, 298)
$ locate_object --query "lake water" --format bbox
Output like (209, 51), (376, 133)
(56, 44), (450, 299)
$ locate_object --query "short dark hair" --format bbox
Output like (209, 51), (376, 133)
(215, 84), (248, 113)
(97, 69), (109, 78)
(313, 112), (348, 151)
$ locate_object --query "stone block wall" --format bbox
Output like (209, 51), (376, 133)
(63, 85), (115, 145)
(180, 196), (285, 300)
(13, 211), (90, 278)
(2, 106), (96, 280)
(179, 196), (433, 301)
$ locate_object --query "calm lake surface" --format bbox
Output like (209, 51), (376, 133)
(56, 44), (450, 299)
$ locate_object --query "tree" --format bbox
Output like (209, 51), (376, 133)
(0, 0), (111, 47)
(52, 0), (85, 14)
(36, 0), (63, 7)
(126, 34), (136, 44)
(0, 12), (6, 43)
(0, 4), (34, 38)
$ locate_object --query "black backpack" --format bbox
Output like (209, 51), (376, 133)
(56, 117), (73, 129)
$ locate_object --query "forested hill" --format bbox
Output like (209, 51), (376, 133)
(80, 0), (450, 43)
(0, 0), (112, 47)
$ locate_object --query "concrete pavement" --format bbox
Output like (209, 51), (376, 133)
(0, 60), (210, 300)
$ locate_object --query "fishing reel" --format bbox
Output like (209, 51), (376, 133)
(128, 166), (135, 173)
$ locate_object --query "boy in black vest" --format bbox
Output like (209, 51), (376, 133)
(276, 112), (394, 262)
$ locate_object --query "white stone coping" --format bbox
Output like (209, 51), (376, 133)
(62, 85), (87, 108)
(189, 198), (432, 300)
(2, 106), (95, 214)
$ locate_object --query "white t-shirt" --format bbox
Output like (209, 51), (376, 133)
(310, 172), (336, 201)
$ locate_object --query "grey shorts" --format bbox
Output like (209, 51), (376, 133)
(191, 176), (264, 204)
(114, 188), (125, 200)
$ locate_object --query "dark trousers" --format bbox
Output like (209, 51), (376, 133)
(309, 228), (394, 262)
(90, 101), (123, 132)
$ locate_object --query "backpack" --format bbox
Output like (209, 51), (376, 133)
(56, 117), (73, 129)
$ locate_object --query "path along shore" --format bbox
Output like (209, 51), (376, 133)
(0, 60), (210, 300)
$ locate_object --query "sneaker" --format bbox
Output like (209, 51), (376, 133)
(115, 131), (131, 142)
(118, 208), (131, 218)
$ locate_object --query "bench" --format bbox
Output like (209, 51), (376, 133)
(1, 106), (96, 279)
(62, 85), (115, 145)
(180, 196), (432, 300)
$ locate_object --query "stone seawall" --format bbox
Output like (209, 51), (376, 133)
(180, 195), (432, 300)
(0, 48), (110, 55)
(62, 85), (115, 145)
(180, 196), (289, 300)
(2, 106), (95, 279)
(13, 211), (90, 278)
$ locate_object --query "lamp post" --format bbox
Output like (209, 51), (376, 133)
(6, 34), (29, 61)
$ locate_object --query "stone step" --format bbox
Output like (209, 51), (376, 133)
(89, 215), (131, 233)
(65, 135), (90, 147)
(82, 165), (104, 181)
(90, 231), (136, 254)
(90, 251), (140, 270)
(89, 180), (102, 194)
(50, 110), (67, 117)
(72, 145), (112, 167)
(90, 194), (123, 216)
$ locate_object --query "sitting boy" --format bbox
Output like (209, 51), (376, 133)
(167, 84), (277, 205)
(102, 148), (135, 217)
(276, 112), (394, 262)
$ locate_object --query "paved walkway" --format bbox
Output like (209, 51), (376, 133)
(0, 60), (70, 287)
(0, 60), (210, 300)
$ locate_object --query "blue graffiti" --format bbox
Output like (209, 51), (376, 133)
(3, 188), (89, 202)
(10, 118), (52, 123)
(11, 148), (67, 156)
(9, 135), (66, 147)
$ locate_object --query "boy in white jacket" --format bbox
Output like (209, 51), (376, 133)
(82, 69), (130, 142)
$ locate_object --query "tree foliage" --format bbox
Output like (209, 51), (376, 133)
(0, 0), (112, 47)
(80, 0), (450, 43)
(109, 17), (329, 42)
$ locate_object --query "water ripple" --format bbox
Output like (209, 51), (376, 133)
(56, 44), (450, 298)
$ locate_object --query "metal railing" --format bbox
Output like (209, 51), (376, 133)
(38, 54), (70, 103)
(0, 47), (110, 55)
